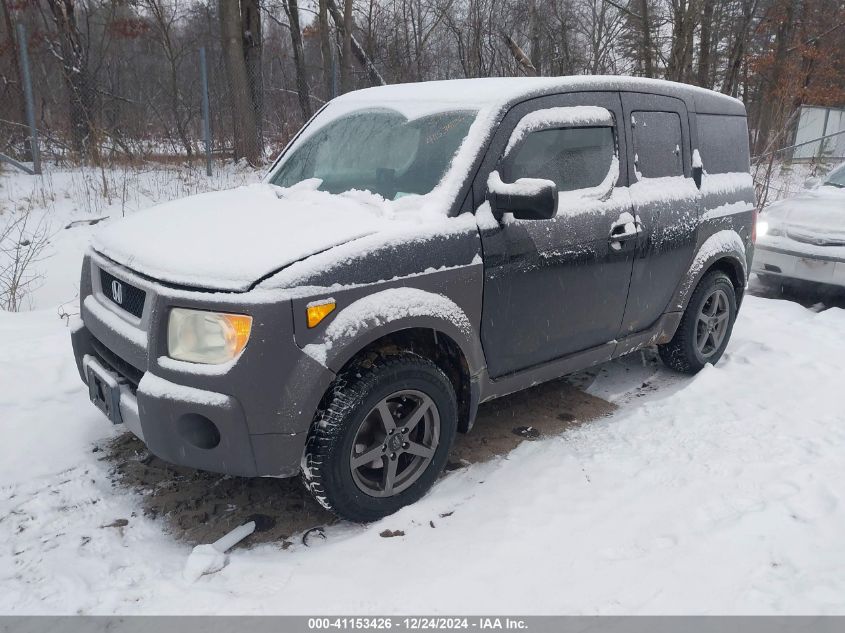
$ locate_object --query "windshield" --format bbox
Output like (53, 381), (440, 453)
(823, 163), (845, 188)
(269, 107), (477, 200)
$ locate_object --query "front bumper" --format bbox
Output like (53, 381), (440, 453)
(72, 322), (310, 477)
(752, 243), (845, 287)
(71, 251), (337, 478)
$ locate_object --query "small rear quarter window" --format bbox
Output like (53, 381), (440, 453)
(697, 114), (750, 174)
(631, 111), (684, 178)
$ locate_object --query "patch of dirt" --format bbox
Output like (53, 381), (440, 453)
(105, 433), (333, 547)
(450, 377), (615, 465)
(104, 377), (615, 546)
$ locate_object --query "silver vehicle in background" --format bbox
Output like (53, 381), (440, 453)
(754, 162), (845, 289)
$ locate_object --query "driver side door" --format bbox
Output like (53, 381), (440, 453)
(476, 91), (637, 379)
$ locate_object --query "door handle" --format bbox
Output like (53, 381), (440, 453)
(610, 226), (640, 240)
(609, 213), (642, 250)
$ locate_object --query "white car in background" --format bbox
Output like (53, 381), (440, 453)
(754, 162), (845, 289)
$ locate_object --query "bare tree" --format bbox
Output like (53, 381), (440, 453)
(722, 0), (759, 96)
(0, 211), (50, 312)
(318, 0), (335, 96)
(665, 0), (698, 82)
(284, 0), (313, 119)
(340, 0), (353, 91)
(144, 0), (194, 157)
(43, 0), (95, 159)
(1, 0), (841, 168)
(696, 0), (715, 87)
(753, 0), (799, 155)
(326, 0), (386, 85)
(220, 0), (261, 164)
(501, 30), (538, 76)
(241, 0), (263, 147)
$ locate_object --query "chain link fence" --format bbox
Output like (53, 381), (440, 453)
(1, 23), (40, 174)
(1, 8), (309, 172)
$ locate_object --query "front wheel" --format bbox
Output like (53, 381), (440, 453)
(658, 270), (738, 374)
(301, 353), (457, 522)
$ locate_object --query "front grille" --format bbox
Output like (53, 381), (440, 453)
(90, 336), (144, 391)
(100, 268), (146, 318)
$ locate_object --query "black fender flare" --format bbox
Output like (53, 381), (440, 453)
(301, 287), (485, 375)
(669, 229), (749, 314)
(298, 287), (486, 431)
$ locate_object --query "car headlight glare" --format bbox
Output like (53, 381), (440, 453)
(168, 308), (252, 364)
(757, 219), (785, 238)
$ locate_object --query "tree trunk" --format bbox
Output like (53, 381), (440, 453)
(340, 0), (353, 92)
(241, 0), (263, 152)
(220, 0), (260, 165)
(697, 0), (715, 87)
(528, 0), (542, 75)
(1, 0), (33, 160)
(285, 0), (313, 119)
(722, 0), (757, 96)
(639, 0), (654, 77)
(46, 0), (95, 160)
(501, 31), (538, 76)
(326, 0), (386, 86)
(753, 0), (798, 155)
(318, 0), (335, 98)
(666, 0), (697, 82)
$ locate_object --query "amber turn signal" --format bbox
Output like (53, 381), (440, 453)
(222, 313), (253, 357)
(307, 300), (336, 328)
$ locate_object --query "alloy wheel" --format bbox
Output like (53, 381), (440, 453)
(349, 389), (440, 498)
(695, 287), (731, 357)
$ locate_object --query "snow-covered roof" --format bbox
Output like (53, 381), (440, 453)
(334, 76), (746, 117)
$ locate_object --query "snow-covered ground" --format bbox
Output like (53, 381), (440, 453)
(2, 163), (845, 614)
(0, 163), (255, 311)
(2, 294), (845, 614)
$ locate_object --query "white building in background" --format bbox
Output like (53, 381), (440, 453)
(791, 105), (845, 161)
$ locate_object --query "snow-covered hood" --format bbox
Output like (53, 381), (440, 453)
(763, 186), (845, 246)
(92, 183), (389, 291)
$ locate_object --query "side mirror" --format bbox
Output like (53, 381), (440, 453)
(692, 165), (703, 189)
(804, 176), (820, 189)
(487, 176), (558, 221)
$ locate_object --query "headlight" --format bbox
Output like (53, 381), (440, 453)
(757, 220), (783, 237)
(168, 308), (252, 364)
(757, 219), (784, 238)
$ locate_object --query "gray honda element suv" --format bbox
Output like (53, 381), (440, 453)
(71, 76), (755, 522)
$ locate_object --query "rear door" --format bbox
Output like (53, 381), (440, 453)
(620, 92), (700, 335)
(476, 91), (637, 378)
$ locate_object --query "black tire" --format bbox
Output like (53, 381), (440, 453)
(658, 270), (738, 374)
(754, 273), (783, 292)
(755, 272), (777, 287)
(301, 353), (457, 523)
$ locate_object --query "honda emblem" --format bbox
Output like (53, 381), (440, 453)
(111, 280), (123, 305)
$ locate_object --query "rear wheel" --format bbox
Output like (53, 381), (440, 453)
(658, 270), (738, 374)
(302, 353), (457, 522)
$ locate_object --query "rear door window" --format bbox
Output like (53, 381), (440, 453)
(501, 126), (616, 192)
(631, 111), (684, 178)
